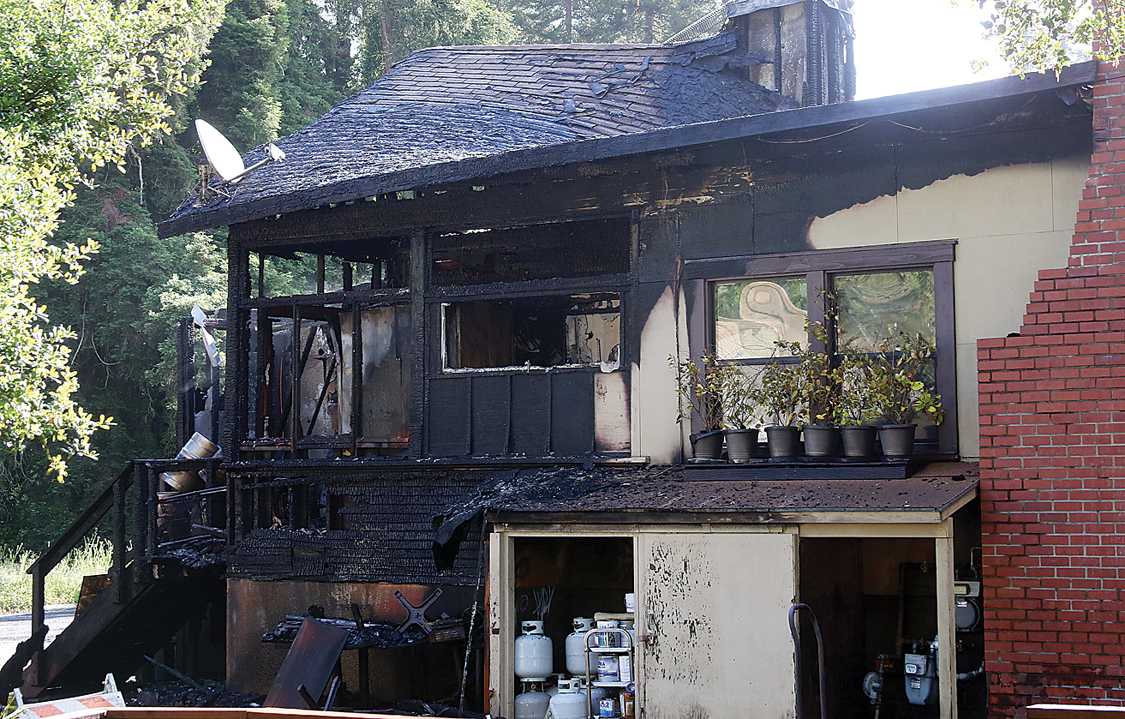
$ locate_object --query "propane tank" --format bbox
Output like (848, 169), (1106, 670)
(515, 620), (553, 680)
(515, 679), (550, 719)
(565, 617), (594, 674)
(546, 678), (587, 719)
(546, 673), (567, 696)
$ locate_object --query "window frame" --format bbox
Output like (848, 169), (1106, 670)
(686, 240), (958, 457)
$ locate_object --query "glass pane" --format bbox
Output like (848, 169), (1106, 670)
(835, 270), (935, 352)
(714, 277), (808, 360)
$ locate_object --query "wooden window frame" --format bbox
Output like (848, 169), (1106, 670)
(685, 240), (958, 457)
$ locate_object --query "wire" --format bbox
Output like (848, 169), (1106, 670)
(756, 121), (869, 144)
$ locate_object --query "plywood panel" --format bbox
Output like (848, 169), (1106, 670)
(550, 372), (594, 456)
(426, 378), (470, 456)
(637, 532), (797, 719)
(510, 374), (550, 455)
(471, 374), (510, 456)
(594, 372), (630, 452)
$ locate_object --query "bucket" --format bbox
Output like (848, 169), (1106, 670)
(596, 655), (619, 682)
(157, 492), (191, 540)
(160, 432), (219, 491)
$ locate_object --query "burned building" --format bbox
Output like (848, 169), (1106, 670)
(12, 1), (1125, 718)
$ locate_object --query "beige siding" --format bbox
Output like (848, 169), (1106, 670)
(805, 156), (1088, 458)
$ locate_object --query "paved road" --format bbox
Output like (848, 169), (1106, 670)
(0, 605), (74, 668)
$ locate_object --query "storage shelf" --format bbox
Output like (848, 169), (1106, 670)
(592, 681), (631, 688)
(587, 647), (631, 654)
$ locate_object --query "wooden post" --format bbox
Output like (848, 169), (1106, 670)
(935, 519), (958, 719)
(113, 475), (127, 603)
(133, 462), (148, 588)
(30, 566), (44, 685)
(148, 465), (159, 562)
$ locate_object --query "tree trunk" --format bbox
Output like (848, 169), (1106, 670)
(564, 0), (573, 42)
(379, 0), (392, 67)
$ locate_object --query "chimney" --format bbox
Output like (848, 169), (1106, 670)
(726, 0), (855, 106)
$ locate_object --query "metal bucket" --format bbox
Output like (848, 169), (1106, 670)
(160, 432), (219, 491)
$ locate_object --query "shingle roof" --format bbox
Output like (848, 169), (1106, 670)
(162, 31), (791, 235)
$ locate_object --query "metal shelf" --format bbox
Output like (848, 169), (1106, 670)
(583, 626), (635, 719)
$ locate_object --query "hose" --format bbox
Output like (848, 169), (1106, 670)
(789, 603), (829, 719)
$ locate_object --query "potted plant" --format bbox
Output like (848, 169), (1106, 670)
(798, 322), (842, 458)
(671, 354), (728, 460)
(722, 370), (760, 464)
(835, 352), (881, 459)
(758, 339), (807, 459)
(869, 332), (945, 458)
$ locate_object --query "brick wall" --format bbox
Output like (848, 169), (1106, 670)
(978, 58), (1125, 717)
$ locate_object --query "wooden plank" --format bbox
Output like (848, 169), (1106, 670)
(510, 374), (550, 456)
(935, 522), (958, 719)
(550, 372), (594, 456)
(427, 378), (471, 456)
(934, 260), (958, 455)
(471, 375), (511, 456)
(682, 239), (958, 280)
(1027, 708), (1125, 719)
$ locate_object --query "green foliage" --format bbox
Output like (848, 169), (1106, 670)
(500, 0), (720, 44)
(670, 354), (750, 432)
(835, 353), (881, 427)
(868, 333), (945, 426)
(0, 0), (224, 480)
(966, 0), (1125, 73)
(0, 537), (112, 613)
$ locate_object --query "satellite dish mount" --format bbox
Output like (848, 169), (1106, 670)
(195, 119), (286, 198)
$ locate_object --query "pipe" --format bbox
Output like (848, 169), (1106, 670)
(789, 602), (828, 719)
(957, 664), (984, 682)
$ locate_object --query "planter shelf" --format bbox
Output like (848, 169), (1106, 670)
(682, 457), (918, 481)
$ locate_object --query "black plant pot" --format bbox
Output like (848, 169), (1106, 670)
(725, 428), (759, 464)
(841, 426), (877, 458)
(765, 426), (801, 459)
(878, 424), (917, 458)
(691, 429), (725, 460)
(803, 425), (841, 458)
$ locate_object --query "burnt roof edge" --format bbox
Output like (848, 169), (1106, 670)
(158, 61), (1095, 238)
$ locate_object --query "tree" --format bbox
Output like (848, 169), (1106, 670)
(970, 0), (1125, 73)
(0, 0), (224, 479)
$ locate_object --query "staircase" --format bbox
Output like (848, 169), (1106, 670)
(1, 458), (228, 700)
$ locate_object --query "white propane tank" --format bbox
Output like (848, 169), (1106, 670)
(547, 678), (587, 719)
(515, 680), (550, 719)
(515, 620), (553, 680)
(547, 673), (567, 696)
(565, 617), (594, 674)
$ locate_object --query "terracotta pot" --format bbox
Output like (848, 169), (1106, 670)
(690, 429), (725, 460)
(803, 425), (841, 458)
(878, 424), (917, 458)
(841, 426), (877, 458)
(765, 426), (801, 459)
(725, 428), (759, 464)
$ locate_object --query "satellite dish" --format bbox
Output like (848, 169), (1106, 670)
(195, 119), (245, 182)
(195, 119), (286, 186)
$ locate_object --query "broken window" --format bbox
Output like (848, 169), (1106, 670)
(432, 219), (630, 286)
(443, 294), (621, 371)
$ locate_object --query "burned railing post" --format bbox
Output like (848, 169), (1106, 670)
(147, 464), (158, 562)
(133, 461), (148, 573)
(113, 473), (128, 604)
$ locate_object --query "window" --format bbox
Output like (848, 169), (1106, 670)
(442, 294), (621, 371)
(691, 241), (956, 455)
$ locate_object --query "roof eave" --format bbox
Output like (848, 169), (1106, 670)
(157, 60), (1096, 238)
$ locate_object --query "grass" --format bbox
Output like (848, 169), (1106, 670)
(0, 537), (113, 614)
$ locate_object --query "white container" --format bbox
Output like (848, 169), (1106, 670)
(618, 654), (633, 683)
(595, 620), (620, 648)
(597, 655), (619, 682)
(620, 620), (637, 649)
(546, 673), (567, 697)
(515, 620), (553, 680)
(565, 618), (594, 674)
(547, 678), (587, 719)
(599, 697), (618, 718)
(515, 680), (550, 719)
(624, 593), (636, 613)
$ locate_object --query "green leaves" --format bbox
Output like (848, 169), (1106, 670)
(0, 0), (224, 478)
(963, 0), (1124, 74)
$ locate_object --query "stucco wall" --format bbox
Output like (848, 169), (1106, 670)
(799, 155), (1090, 459)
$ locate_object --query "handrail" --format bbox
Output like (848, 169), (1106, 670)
(27, 463), (134, 576)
